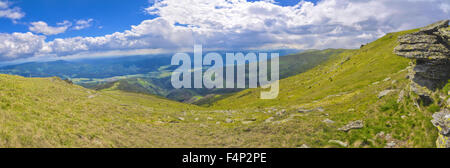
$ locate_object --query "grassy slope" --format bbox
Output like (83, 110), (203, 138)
(0, 74), (337, 147)
(278, 49), (346, 79)
(0, 74), (207, 147)
(212, 28), (438, 147)
(190, 49), (346, 105)
(0, 29), (440, 148)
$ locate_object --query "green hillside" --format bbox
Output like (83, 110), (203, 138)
(0, 74), (210, 147)
(0, 27), (445, 148)
(212, 28), (440, 147)
(213, 30), (412, 108)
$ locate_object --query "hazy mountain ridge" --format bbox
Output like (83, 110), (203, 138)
(92, 49), (343, 104)
(0, 55), (174, 79)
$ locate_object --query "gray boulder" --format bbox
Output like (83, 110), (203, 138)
(431, 109), (450, 136)
(431, 107), (450, 148)
(322, 119), (335, 124)
(378, 90), (396, 99)
(339, 120), (364, 132)
(265, 117), (274, 123)
(225, 118), (234, 123)
(328, 140), (348, 147)
(297, 108), (313, 113)
(299, 144), (310, 148)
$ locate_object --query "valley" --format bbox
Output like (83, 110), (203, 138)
(87, 49), (342, 104)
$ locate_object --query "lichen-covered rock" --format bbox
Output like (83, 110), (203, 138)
(436, 132), (450, 148)
(395, 51), (448, 59)
(299, 144), (310, 148)
(432, 109), (450, 136)
(395, 43), (449, 58)
(338, 120), (364, 132)
(420, 20), (450, 34)
(413, 61), (450, 80)
(378, 89), (396, 99)
(322, 119), (335, 124)
(398, 34), (439, 44)
(438, 27), (450, 41)
(431, 108), (450, 148)
(396, 43), (448, 52)
(328, 140), (348, 147)
(395, 20), (450, 91)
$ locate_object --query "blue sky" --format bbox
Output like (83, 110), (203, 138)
(0, 0), (448, 62)
(0, 0), (153, 39)
(0, 0), (317, 40)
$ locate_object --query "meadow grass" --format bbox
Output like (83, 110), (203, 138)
(0, 28), (443, 148)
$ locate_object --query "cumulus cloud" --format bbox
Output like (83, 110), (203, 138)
(0, 32), (46, 61)
(73, 19), (94, 30)
(29, 19), (94, 35)
(0, 0), (449, 62)
(29, 21), (71, 35)
(0, 0), (25, 21)
(144, 0), (449, 49)
(45, 18), (194, 55)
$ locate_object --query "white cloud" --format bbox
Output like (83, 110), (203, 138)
(0, 32), (46, 60)
(29, 21), (71, 35)
(1, 0), (449, 61)
(0, 1), (8, 8)
(57, 20), (72, 27)
(441, 3), (450, 13)
(45, 18), (194, 55)
(0, 1), (25, 20)
(28, 19), (95, 35)
(73, 19), (94, 30)
(144, 0), (450, 49)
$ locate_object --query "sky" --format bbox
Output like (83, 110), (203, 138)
(0, 0), (448, 63)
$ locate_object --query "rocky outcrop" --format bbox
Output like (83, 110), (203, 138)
(395, 20), (450, 91)
(432, 108), (450, 148)
(395, 20), (450, 148)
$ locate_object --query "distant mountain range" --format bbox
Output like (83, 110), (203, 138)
(0, 49), (300, 79)
(90, 49), (344, 105)
(0, 49), (304, 103)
